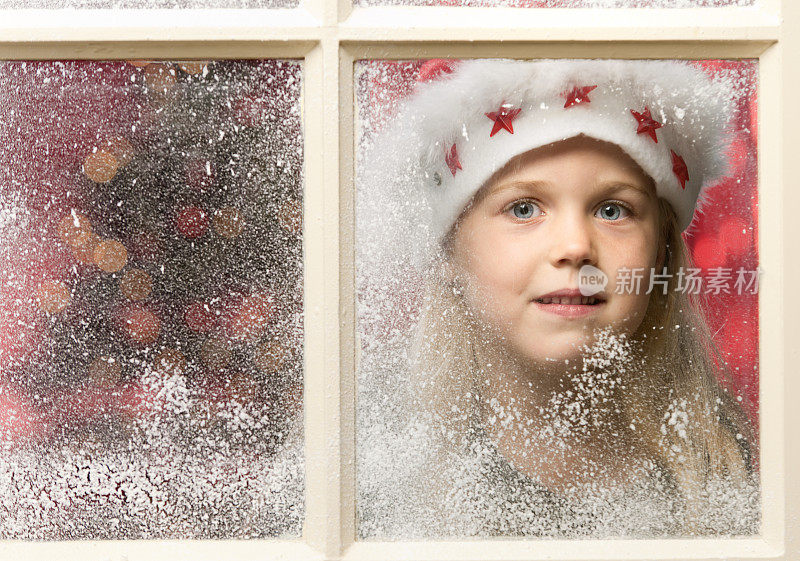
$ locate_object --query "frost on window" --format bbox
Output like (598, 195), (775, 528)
(355, 0), (751, 8)
(0, 60), (303, 539)
(0, 0), (297, 8)
(355, 59), (760, 539)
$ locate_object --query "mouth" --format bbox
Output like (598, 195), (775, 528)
(534, 296), (604, 305)
(532, 292), (606, 318)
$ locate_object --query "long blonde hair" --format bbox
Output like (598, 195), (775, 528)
(409, 197), (759, 535)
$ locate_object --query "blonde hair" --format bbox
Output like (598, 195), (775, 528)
(409, 197), (758, 535)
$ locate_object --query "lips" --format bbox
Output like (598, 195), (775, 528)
(532, 288), (606, 318)
(536, 295), (602, 305)
(534, 288), (606, 305)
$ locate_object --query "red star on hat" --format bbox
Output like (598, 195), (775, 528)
(485, 104), (522, 137)
(445, 143), (462, 177)
(630, 106), (662, 143)
(563, 85), (597, 108)
(671, 150), (689, 189)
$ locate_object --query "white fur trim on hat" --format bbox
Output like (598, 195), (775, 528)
(357, 59), (736, 275)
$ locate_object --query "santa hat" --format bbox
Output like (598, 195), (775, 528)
(358, 59), (736, 273)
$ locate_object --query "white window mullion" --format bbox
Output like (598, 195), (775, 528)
(338, 42), (358, 558)
(302, 38), (331, 559)
(757, 35), (786, 554)
(339, 40), (771, 63)
(781, 1), (800, 557)
(303, 31), (351, 561)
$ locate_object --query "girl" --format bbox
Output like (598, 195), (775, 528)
(356, 58), (760, 538)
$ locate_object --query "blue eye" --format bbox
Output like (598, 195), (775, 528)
(596, 203), (629, 221)
(511, 201), (541, 220)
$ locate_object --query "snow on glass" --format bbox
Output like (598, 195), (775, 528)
(355, 59), (760, 538)
(0, 0), (296, 7)
(355, 0), (751, 8)
(0, 60), (303, 539)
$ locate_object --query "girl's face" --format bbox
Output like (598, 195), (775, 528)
(450, 135), (664, 367)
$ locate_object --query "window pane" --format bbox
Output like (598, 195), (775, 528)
(355, 0), (751, 7)
(355, 58), (759, 539)
(0, 60), (304, 539)
(0, 0), (297, 7)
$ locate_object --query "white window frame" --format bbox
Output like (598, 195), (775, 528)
(0, 1), (795, 559)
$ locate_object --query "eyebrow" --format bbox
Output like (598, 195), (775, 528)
(486, 179), (655, 200)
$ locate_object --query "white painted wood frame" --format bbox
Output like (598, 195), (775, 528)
(0, 0), (795, 558)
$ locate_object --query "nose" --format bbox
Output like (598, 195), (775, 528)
(547, 212), (597, 268)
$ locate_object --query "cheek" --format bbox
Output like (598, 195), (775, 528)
(603, 227), (660, 276)
(612, 288), (653, 337)
(602, 230), (661, 329)
(455, 231), (536, 327)
(459, 231), (535, 300)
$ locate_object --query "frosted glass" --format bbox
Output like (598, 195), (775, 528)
(355, 58), (760, 539)
(0, 60), (304, 539)
(355, 0), (752, 7)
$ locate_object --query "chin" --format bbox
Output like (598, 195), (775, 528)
(515, 333), (592, 366)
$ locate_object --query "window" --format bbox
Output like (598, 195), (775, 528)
(0, 59), (303, 539)
(0, 0), (795, 559)
(354, 0), (753, 7)
(355, 57), (761, 540)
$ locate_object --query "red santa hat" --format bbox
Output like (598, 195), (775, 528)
(359, 58), (737, 271)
